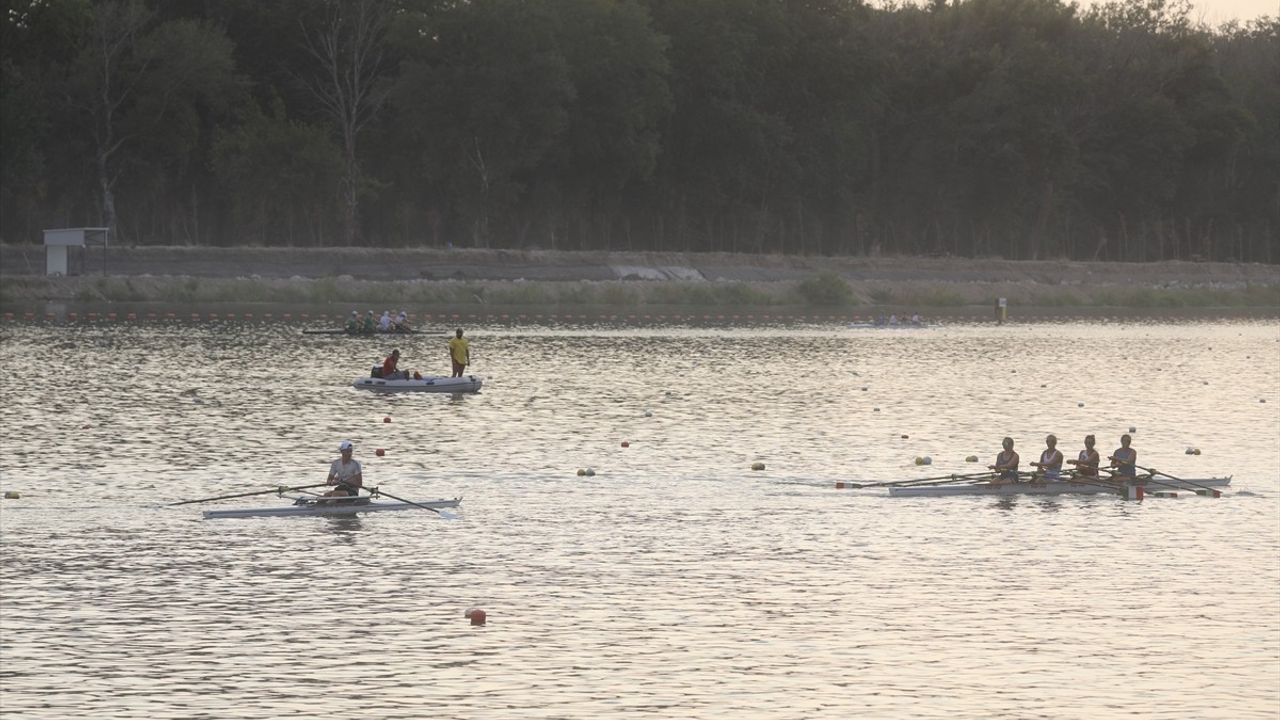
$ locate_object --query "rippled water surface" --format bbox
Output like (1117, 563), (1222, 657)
(2, 320), (1278, 719)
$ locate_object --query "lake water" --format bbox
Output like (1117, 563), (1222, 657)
(1, 319), (1278, 719)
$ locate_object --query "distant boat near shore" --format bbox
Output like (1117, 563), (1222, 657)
(302, 328), (439, 336)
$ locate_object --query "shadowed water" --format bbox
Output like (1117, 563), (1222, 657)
(1, 320), (1278, 719)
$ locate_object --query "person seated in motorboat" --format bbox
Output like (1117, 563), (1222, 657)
(378, 310), (393, 332)
(1108, 434), (1138, 479)
(381, 349), (410, 380)
(988, 437), (1020, 483)
(1067, 434), (1100, 478)
(323, 439), (364, 498)
(362, 310), (377, 334)
(1030, 434), (1063, 480)
(345, 311), (360, 334)
(394, 310), (412, 333)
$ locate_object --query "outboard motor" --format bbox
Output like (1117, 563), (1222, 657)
(371, 365), (383, 378)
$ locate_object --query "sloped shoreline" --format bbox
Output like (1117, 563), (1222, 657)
(1, 245), (1278, 313)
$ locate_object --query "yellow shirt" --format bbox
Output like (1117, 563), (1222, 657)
(448, 337), (469, 364)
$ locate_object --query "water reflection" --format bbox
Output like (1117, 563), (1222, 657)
(322, 516), (365, 539)
(0, 320), (1277, 720)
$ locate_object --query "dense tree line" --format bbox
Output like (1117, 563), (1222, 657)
(2, 0), (1276, 261)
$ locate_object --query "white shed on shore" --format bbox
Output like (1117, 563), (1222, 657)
(43, 227), (108, 276)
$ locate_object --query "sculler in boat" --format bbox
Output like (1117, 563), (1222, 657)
(394, 310), (412, 333)
(1030, 434), (1063, 479)
(362, 310), (377, 333)
(1067, 434), (1100, 477)
(988, 437), (1020, 483)
(345, 311), (360, 334)
(1109, 434), (1138, 479)
(324, 439), (364, 497)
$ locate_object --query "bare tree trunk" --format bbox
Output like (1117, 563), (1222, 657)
(299, 0), (391, 246)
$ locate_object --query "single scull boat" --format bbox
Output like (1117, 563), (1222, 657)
(203, 495), (462, 519)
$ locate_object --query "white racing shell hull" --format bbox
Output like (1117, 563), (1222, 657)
(204, 497), (461, 519)
(889, 476), (1231, 498)
(353, 375), (482, 393)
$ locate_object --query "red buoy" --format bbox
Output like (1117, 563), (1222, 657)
(375, 448), (385, 457)
(621, 441), (630, 448)
(466, 608), (486, 626)
(383, 416), (391, 423)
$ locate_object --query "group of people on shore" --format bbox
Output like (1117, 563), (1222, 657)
(371, 329), (472, 380)
(989, 433), (1138, 483)
(345, 309), (413, 334)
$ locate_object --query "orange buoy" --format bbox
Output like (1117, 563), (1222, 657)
(621, 441), (630, 448)
(835, 481), (846, 489)
(375, 448), (386, 457)
(467, 608), (486, 626)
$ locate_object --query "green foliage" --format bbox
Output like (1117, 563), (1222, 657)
(794, 273), (855, 306)
(0, 0), (1275, 262)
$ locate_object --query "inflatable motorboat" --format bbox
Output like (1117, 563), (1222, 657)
(353, 374), (483, 393)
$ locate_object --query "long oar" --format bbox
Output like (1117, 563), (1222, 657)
(844, 471), (997, 490)
(168, 483), (331, 506)
(370, 487), (457, 519)
(1132, 465), (1223, 497)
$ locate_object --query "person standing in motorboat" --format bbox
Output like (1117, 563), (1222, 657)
(1067, 434), (1100, 477)
(989, 437), (1020, 483)
(1109, 434), (1138, 479)
(323, 440), (364, 497)
(448, 328), (470, 377)
(1030, 434), (1063, 480)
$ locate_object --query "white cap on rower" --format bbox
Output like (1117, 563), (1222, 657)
(339, 440), (353, 451)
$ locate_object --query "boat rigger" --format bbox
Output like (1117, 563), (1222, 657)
(169, 483), (460, 519)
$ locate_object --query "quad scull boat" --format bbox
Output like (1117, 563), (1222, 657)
(888, 476), (1231, 498)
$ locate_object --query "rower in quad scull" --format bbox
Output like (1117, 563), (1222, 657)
(988, 437), (1020, 483)
(1030, 434), (1064, 480)
(1109, 434), (1138, 480)
(1067, 434), (1100, 478)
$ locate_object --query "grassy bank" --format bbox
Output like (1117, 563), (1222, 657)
(2, 273), (1278, 312)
